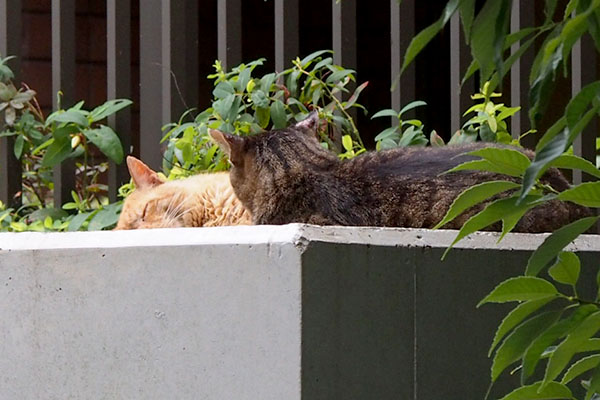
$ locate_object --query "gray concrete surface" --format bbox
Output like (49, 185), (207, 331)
(0, 225), (598, 399)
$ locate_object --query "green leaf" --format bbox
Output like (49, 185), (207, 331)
(299, 50), (332, 68)
(548, 252), (581, 286)
(399, 100), (427, 116)
(255, 106), (270, 129)
(489, 297), (556, 357)
(497, 382), (573, 400)
(46, 109), (89, 128)
(448, 128), (478, 145)
(213, 81), (235, 99)
(28, 207), (68, 222)
(401, 0), (459, 72)
(371, 109), (398, 119)
(587, 8), (600, 52)
(568, 103), (600, 145)
(260, 73), (277, 93)
(470, 0), (510, 82)
(543, 311), (600, 388)
(325, 68), (355, 84)
(445, 159), (524, 177)
(536, 117), (566, 152)
(492, 310), (562, 382)
(89, 99), (132, 123)
(565, 81), (600, 130)
(429, 130), (445, 147)
(13, 134), (23, 159)
(251, 90), (269, 109)
(529, 36), (563, 126)
(443, 195), (547, 258)
(562, 355), (600, 384)
(459, 0), (476, 40)
(467, 147), (532, 177)
(526, 216), (600, 276)
(41, 137), (72, 168)
(521, 304), (599, 383)
(343, 81), (369, 110)
(544, 0), (559, 23)
(558, 182), (600, 207)
(520, 128), (569, 201)
(549, 154), (600, 179)
(83, 125), (124, 164)
(479, 277), (559, 306)
(434, 180), (520, 229)
(213, 94), (235, 120)
(342, 135), (353, 152)
(270, 100), (287, 129)
(87, 204), (120, 231)
(560, 12), (590, 63)
(67, 212), (93, 232)
(587, 363), (600, 400)
(374, 127), (400, 142)
(312, 57), (333, 71)
(236, 67), (252, 92)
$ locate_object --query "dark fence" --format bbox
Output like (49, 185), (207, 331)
(0, 0), (598, 207)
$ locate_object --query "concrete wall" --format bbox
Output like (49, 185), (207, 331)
(1, 225), (598, 399)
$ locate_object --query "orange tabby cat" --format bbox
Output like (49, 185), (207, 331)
(115, 156), (251, 229)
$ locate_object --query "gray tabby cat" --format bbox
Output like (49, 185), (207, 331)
(210, 112), (590, 231)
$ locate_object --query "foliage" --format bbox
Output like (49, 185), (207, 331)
(161, 50), (370, 177)
(371, 100), (429, 149)
(462, 81), (524, 145)
(405, 1), (600, 399)
(0, 54), (130, 231)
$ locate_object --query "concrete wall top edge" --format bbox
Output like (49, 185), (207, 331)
(0, 224), (598, 252)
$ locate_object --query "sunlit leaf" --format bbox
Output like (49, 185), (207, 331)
(434, 180), (520, 229)
(479, 276), (559, 306)
(492, 310), (561, 382)
(520, 128), (568, 201)
(489, 297), (556, 357)
(526, 216), (599, 276)
(549, 154), (600, 179)
(443, 195), (547, 258)
(548, 251), (581, 286)
(562, 355), (600, 384)
(521, 304), (599, 383)
(497, 381), (573, 400)
(543, 311), (600, 389)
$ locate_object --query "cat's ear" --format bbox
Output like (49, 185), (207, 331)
(126, 156), (164, 189)
(209, 129), (245, 165)
(294, 111), (320, 132)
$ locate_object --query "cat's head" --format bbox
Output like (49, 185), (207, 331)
(209, 111), (335, 210)
(114, 156), (194, 229)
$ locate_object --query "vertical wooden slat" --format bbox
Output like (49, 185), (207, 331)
(571, 34), (598, 184)
(449, 13), (474, 135)
(51, 0), (76, 206)
(139, 0), (163, 170)
(274, 0), (298, 72)
(510, 0), (535, 146)
(162, 0), (198, 124)
(332, 0), (356, 122)
(217, 0), (241, 70)
(107, 0), (131, 201)
(332, 0), (356, 71)
(0, 0), (22, 208)
(390, 0), (415, 123)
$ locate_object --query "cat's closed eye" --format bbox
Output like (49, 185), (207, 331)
(141, 203), (149, 221)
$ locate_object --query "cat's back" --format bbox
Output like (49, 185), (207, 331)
(341, 142), (503, 178)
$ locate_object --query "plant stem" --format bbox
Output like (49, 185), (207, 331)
(293, 61), (364, 147)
